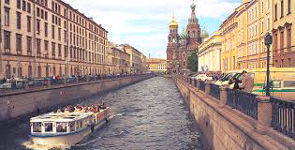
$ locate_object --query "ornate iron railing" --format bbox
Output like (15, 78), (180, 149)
(199, 81), (206, 92)
(271, 97), (295, 139)
(194, 79), (198, 88)
(209, 84), (220, 100)
(226, 89), (258, 120)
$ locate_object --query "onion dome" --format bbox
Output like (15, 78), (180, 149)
(169, 17), (178, 29)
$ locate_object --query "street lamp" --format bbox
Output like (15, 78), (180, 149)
(264, 32), (272, 96)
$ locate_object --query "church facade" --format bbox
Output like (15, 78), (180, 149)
(166, 2), (202, 74)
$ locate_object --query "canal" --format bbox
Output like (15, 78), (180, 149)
(0, 77), (203, 150)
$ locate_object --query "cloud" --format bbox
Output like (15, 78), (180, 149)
(63, 0), (241, 58)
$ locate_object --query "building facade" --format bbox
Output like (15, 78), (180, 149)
(272, 0), (295, 67)
(166, 2), (201, 74)
(119, 44), (147, 74)
(147, 58), (167, 72)
(0, 0), (108, 79)
(218, 0), (294, 73)
(198, 31), (222, 72)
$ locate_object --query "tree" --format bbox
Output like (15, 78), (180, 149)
(187, 50), (198, 72)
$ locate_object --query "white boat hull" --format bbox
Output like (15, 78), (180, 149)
(31, 118), (107, 146)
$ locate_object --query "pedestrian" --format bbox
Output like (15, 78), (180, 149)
(239, 71), (254, 93)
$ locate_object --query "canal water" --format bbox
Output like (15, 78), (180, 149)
(0, 77), (203, 150)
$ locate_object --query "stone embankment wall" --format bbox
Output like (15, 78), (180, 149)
(174, 76), (295, 150)
(0, 75), (152, 121)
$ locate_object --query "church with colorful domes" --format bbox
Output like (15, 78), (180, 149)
(166, 2), (203, 73)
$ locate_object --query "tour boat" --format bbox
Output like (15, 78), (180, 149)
(29, 105), (110, 146)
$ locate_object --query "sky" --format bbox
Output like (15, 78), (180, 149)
(63, 0), (241, 59)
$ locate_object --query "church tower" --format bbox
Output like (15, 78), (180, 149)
(167, 17), (179, 61)
(186, 2), (201, 50)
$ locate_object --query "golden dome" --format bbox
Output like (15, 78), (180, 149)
(169, 17), (178, 29)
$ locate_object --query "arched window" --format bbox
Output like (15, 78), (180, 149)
(192, 31), (195, 38)
(28, 64), (32, 78)
(46, 64), (49, 77)
(6, 61), (11, 78)
(38, 65), (42, 78)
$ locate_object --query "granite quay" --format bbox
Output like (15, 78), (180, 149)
(175, 75), (295, 150)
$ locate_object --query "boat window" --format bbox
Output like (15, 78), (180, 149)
(32, 122), (42, 132)
(284, 81), (295, 88)
(69, 122), (75, 132)
(44, 123), (53, 132)
(56, 122), (67, 132)
(80, 120), (83, 128)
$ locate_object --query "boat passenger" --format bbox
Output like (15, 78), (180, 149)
(100, 103), (106, 109)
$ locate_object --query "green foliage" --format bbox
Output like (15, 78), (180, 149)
(187, 51), (198, 72)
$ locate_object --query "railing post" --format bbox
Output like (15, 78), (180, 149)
(256, 96), (273, 134)
(197, 79), (201, 90)
(191, 78), (195, 87)
(205, 81), (211, 95)
(219, 86), (228, 108)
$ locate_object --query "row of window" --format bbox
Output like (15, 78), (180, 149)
(5, 0), (107, 38)
(4, 9), (105, 53)
(3, 30), (105, 64)
(5, 62), (105, 78)
(274, 0), (292, 20)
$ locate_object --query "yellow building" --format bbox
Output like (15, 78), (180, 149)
(220, 11), (238, 72)
(147, 58), (167, 72)
(272, 0), (295, 67)
(220, 0), (274, 72)
(198, 31), (222, 72)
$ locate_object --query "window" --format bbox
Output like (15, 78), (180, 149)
(43, 23), (48, 37)
(37, 7), (40, 17)
(280, 30), (284, 49)
(4, 7), (10, 26)
(17, 0), (21, 9)
(32, 122), (42, 132)
(64, 30), (67, 43)
(274, 4), (278, 20)
(64, 46), (68, 57)
(287, 0), (291, 14)
(44, 123), (53, 132)
(44, 40), (48, 57)
(37, 39), (41, 54)
(27, 36), (32, 54)
(69, 122), (75, 132)
(5, 0), (9, 4)
(41, 9), (44, 19)
(261, 2), (264, 14)
(58, 28), (61, 41)
(281, 0), (284, 18)
(45, 11), (48, 20)
(261, 20), (264, 33)
(4, 31), (11, 50)
(17, 12), (21, 29)
(58, 44), (62, 57)
(22, 0), (26, 11)
(52, 25), (55, 39)
(52, 42), (56, 57)
(267, 16), (270, 30)
(27, 2), (31, 13)
(16, 34), (22, 54)
(27, 16), (31, 32)
(56, 122), (67, 132)
(287, 28), (291, 48)
(37, 19), (40, 34)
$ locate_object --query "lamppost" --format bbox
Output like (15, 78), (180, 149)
(264, 33), (272, 96)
